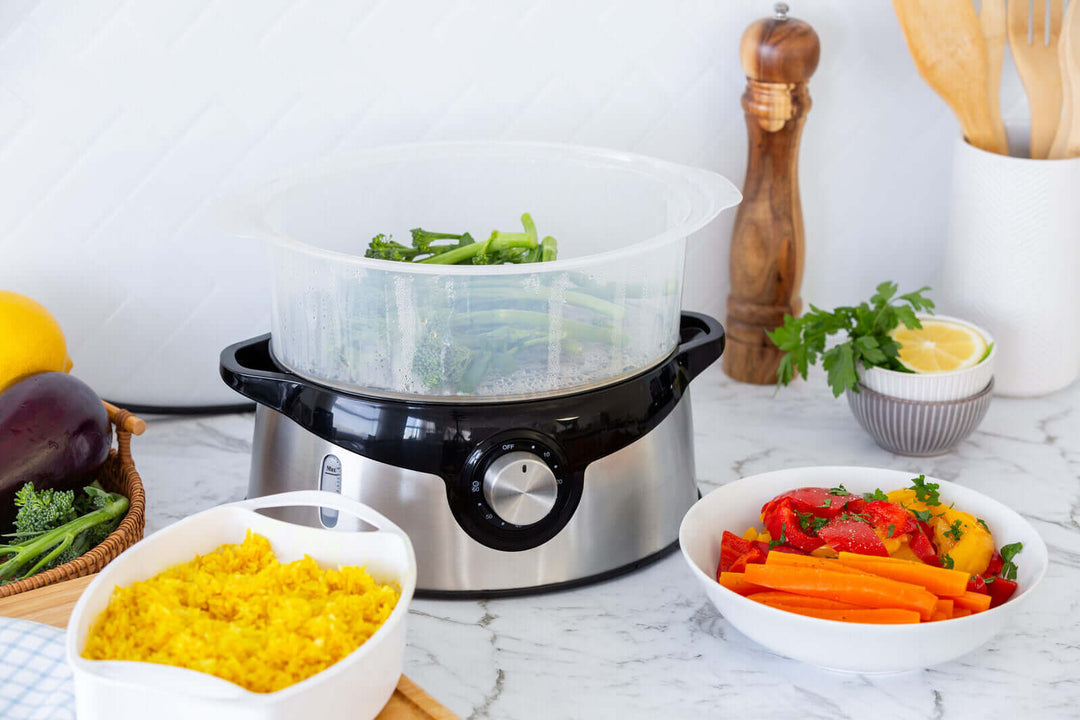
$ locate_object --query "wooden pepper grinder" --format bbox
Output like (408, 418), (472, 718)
(723, 3), (820, 384)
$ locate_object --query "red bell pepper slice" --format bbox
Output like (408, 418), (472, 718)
(760, 487), (862, 520)
(817, 516), (889, 556)
(967, 575), (989, 595)
(728, 546), (767, 574)
(718, 531), (754, 575)
(985, 550), (1005, 577)
(864, 500), (919, 538)
(908, 528), (942, 566)
(761, 498), (825, 553)
(986, 577), (1018, 608)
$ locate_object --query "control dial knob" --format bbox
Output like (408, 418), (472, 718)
(482, 451), (559, 526)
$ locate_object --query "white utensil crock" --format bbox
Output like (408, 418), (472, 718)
(941, 128), (1080, 397)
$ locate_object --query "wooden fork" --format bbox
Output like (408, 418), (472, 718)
(1008, 0), (1066, 158)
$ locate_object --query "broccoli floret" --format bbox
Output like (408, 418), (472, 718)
(12, 484), (78, 538)
(0, 482), (128, 583)
(410, 228), (474, 255)
(412, 334), (472, 389)
(364, 234), (423, 262)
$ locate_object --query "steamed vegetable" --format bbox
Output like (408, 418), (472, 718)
(0, 372), (112, 531)
(716, 476), (1026, 622)
(1, 482), (128, 583)
(364, 213), (557, 266)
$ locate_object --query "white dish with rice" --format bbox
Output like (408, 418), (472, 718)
(66, 491), (416, 720)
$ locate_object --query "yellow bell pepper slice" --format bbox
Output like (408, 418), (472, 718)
(887, 488), (994, 576)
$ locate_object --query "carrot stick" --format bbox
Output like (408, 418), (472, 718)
(759, 604), (922, 624)
(837, 552), (970, 596)
(764, 551), (873, 575)
(947, 590), (992, 613)
(743, 564), (939, 621)
(952, 608), (973, 619)
(747, 591), (864, 610)
(934, 598), (955, 617)
(718, 571), (768, 596)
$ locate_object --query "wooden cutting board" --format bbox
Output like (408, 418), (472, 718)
(0, 575), (459, 720)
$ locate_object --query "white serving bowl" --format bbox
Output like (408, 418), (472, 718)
(679, 467), (1047, 674)
(858, 314), (996, 401)
(67, 491), (417, 720)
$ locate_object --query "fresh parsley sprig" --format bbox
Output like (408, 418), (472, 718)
(999, 542), (1024, 581)
(767, 281), (935, 397)
(909, 475), (941, 506)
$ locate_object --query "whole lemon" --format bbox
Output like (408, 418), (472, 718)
(0, 291), (73, 392)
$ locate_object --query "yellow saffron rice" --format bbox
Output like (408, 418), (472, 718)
(81, 531), (400, 693)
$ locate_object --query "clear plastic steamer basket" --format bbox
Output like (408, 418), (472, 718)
(243, 142), (740, 401)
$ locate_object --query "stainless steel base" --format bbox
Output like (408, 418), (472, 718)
(247, 394), (700, 593)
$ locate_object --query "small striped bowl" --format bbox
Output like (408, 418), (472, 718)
(846, 379), (994, 457)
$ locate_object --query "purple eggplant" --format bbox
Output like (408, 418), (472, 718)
(0, 372), (112, 531)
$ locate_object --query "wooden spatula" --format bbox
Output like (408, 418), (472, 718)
(892, 0), (1009, 154)
(1050, 0), (1080, 157)
(1008, 0), (1065, 158)
(980, 0), (1009, 146)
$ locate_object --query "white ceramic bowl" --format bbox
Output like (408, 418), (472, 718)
(67, 491), (417, 720)
(858, 314), (996, 401)
(679, 467), (1047, 674)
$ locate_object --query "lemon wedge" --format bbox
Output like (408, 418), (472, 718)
(889, 319), (987, 374)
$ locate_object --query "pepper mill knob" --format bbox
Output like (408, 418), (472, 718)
(740, 4), (820, 85)
(723, 5), (820, 384)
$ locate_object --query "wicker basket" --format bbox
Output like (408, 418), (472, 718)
(0, 403), (147, 598)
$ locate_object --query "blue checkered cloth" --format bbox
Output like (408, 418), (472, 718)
(0, 617), (74, 720)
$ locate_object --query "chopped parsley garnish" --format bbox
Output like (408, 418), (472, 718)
(944, 519), (964, 541)
(999, 542), (1024, 581)
(796, 511), (829, 534)
(769, 523), (789, 550)
(887, 523), (896, 538)
(863, 488), (889, 502)
(909, 475), (941, 505)
(828, 484), (850, 496)
(941, 553), (955, 570)
(837, 512), (871, 524)
(911, 509), (932, 523)
(819, 498), (833, 509)
(976, 518), (989, 531)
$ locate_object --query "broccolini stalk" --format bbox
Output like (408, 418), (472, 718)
(540, 236), (557, 262)
(0, 488), (128, 583)
(453, 309), (626, 344)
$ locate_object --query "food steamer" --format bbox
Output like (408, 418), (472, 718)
(219, 142), (740, 595)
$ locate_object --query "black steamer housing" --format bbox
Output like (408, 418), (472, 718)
(221, 312), (724, 596)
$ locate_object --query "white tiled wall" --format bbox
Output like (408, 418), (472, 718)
(0, 0), (1029, 405)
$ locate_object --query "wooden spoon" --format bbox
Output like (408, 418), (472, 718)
(1050, 0), (1080, 157)
(892, 0), (1009, 154)
(1008, 0), (1065, 158)
(980, 0), (1009, 147)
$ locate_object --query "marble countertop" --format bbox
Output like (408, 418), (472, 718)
(130, 365), (1079, 720)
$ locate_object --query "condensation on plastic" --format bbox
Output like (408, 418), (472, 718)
(229, 142), (740, 402)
